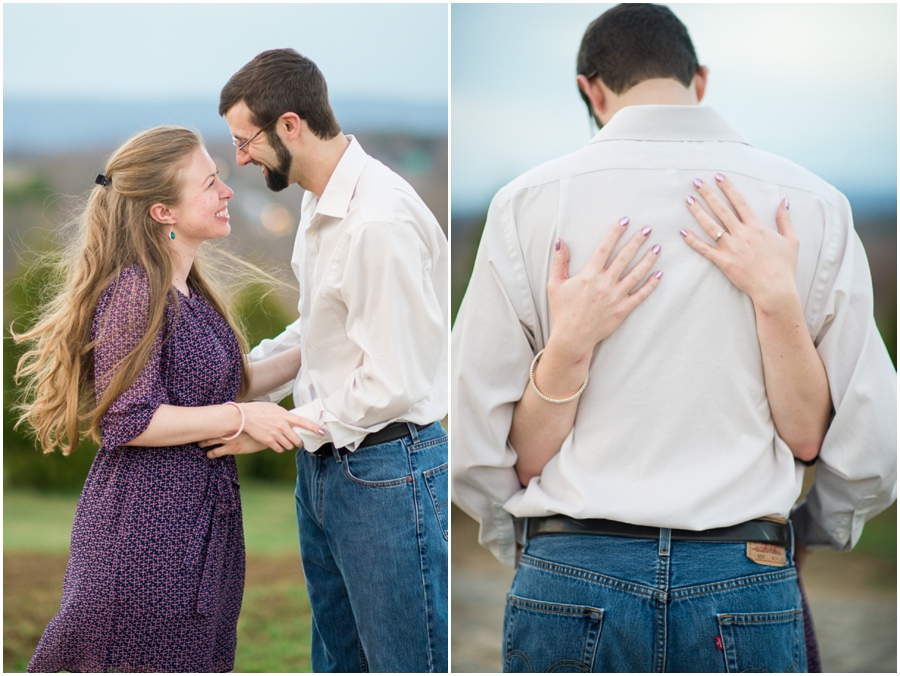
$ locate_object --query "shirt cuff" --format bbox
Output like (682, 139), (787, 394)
(489, 502), (525, 569)
(791, 493), (881, 552)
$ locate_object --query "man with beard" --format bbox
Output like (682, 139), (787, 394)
(210, 49), (449, 673)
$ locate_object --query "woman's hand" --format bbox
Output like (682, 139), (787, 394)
(547, 217), (663, 363)
(681, 173), (798, 311)
(239, 401), (325, 452)
(681, 175), (830, 462)
(510, 219), (662, 485)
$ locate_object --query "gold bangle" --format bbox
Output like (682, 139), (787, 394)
(529, 349), (589, 404)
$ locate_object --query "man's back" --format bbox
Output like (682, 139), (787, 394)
(452, 103), (893, 563)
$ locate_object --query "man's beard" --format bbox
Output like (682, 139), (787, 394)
(262, 129), (294, 192)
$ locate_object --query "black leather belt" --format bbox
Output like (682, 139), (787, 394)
(311, 422), (429, 458)
(527, 514), (791, 548)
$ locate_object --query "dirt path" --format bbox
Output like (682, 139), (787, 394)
(450, 506), (897, 673)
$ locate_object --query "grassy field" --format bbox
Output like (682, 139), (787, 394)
(5, 479), (895, 672)
(3, 481), (311, 673)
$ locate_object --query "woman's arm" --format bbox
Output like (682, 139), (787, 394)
(509, 340), (590, 486)
(682, 174), (831, 461)
(753, 285), (831, 461)
(242, 346), (302, 401)
(127, 400), (324, 451)
(510, 219), (663, 485)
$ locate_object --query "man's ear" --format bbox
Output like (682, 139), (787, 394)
(693, 66), (709, 103)
(149, 203), (175, 225)
(576, 75), (607, 122)
(279, 112), (305, 143)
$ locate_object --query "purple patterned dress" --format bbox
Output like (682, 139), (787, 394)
(28, 266), (245, 673)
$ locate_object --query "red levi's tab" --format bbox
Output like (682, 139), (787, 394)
(715, 635), (724, 651)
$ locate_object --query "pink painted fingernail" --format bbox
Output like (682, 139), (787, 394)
(620, 216), (630, 227)
(651, 244), (661, 255)
(641, 226), (652, 236)
(555, 238), (561, 251)
(318, 428), (326, 436)
(715, 173), (725, 183)
(784, 197), (790, 210)
(680, 229), (688, 237)
(686, 195), (696, 206)
(655, 270), (664, 279)
(693, 178), (703, 189)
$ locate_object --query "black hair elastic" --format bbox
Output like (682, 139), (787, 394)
(95, 174), (111, 187)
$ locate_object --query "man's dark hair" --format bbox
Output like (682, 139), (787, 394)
(219, 48), (341, 140)
(577, 3), (699, 108)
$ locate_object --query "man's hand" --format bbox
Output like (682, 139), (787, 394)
(199, 433), (289, 459)
(794, 543), (812, 571)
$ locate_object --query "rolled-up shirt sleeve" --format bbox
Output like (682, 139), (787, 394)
(792, 197), (898, 551)
(293, 220), (444, 451)
(451, 194), (541, 568)
(248, 319), (303, 403)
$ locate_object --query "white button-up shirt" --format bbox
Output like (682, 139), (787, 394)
(250, 136), (448, 452)
(451, 105), (897, 567)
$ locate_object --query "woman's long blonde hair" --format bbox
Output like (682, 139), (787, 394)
(14, 125), (253, 455)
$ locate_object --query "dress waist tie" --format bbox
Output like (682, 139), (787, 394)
(184, 458), (239, 617)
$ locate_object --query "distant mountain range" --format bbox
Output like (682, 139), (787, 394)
(3, 97), (447, 154)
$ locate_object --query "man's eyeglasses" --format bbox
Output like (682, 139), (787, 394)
(232, 116), (279, 152)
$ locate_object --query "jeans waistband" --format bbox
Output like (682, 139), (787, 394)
(311, 422), (430, 458)
(527, 514), (791, 548)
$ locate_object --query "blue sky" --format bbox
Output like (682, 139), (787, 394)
(3, 3), (896, 213)
(3, 3), (448, 104)
(452, 3), (897, 213)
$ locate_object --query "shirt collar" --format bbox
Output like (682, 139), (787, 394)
(306, 135), (368, 220)
(589, 105), (752, 146)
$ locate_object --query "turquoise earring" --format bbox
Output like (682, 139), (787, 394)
(169, 229), (176, 240)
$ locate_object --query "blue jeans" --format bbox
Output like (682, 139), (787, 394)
(503, 526), (806, 672)
(295, 422), (448, 672)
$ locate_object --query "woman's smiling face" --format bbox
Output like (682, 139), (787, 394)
(168, 145), (235, 245)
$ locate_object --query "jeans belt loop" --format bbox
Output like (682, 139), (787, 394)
(330, 441), (344, 463)
(406, 421), (420, 444)
(788, 517), (796, 564)
(659, 528), (671, 557)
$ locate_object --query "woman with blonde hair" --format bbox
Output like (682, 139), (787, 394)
(15, 125), (321, 672)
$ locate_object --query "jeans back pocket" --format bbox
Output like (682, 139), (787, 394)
(504, 595), (604, 672)
(717, 609), (803, 673)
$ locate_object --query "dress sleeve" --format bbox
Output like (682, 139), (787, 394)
(791, 197), (898, 551)
(450, 193), (541, 568)
(93, 268), (168, 448)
